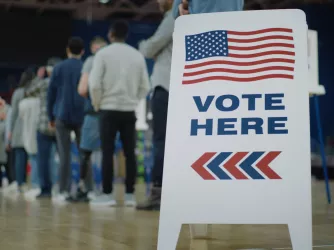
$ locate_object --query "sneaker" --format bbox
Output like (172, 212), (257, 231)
(136, 187), (161, 211)
(87, 191), (96, 200)
(3, 181), (18, 193)
(52, 193), (70, 204)
(24, 188), (41, 199)
(67, 189), (89, 203)
(124, 194), (136, 207)
(89, 194), (116, 207)
(36, 192), (52, 199)
(18, 184), (28, 194)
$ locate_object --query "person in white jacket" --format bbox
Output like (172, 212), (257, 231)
(19, 97), (41, 198)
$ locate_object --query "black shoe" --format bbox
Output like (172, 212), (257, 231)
(36, 192), (52, 199)
(67, 189), (89, 203)
(76, 190), (89, 202)
(136, 187), (161, 211)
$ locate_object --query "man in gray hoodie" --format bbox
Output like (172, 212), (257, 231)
(89, 20), (150, 207)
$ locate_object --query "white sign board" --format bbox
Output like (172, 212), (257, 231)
(158, 10), (312, 250)
(308, 29), (325, 95)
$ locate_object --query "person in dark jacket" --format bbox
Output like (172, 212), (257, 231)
(47, 37), (85, 203)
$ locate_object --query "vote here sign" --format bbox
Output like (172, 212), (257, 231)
(158, 10), (312, 250)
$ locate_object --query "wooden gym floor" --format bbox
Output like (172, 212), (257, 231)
(0, 181), (333, 250)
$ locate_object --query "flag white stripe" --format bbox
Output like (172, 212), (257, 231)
(184, 62), (295, 72)
(185, 54), (295, 64)
(183, 70), (294, 81)
(228, 31), (293, 40)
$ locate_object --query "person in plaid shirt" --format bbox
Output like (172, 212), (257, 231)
(25, 58), (62, 198)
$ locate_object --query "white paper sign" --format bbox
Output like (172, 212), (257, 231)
(158, 10), (312, 250)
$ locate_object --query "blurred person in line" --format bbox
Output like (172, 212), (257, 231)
(173, 0), (244, 17)
(19, 91), (40, 199)
(0, 98), (11, 191)
(89, 20), (150, 207)
(72, 37), (108, 202)
(136, 0), (174, 211)
(3, 101), (14, 192)
(8, 70), (35, 193)
(47, 37), (85, 203)
(25, 59), (61, 198)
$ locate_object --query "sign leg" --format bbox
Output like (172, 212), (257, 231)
(157, 218), (181, 250)
(288, 217), (312, 250)
(189, 225), (209, 239)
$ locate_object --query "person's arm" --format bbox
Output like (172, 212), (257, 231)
(78, 73), (89, 97)
(5, 106), (11, 147)
(9, 90), (20, 140)
(18, 99), (24, 119)
(78, 57), (93, 97)
(137, 56), (151, 100)
(89, 52), (104, 111)
(47, 66), (59, 123)
(139, 12), (175, 59)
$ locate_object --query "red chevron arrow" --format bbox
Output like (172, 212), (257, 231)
(256, 151), (282, 179)
(191, 152), (216, 180)
(223, 152), (249, 179)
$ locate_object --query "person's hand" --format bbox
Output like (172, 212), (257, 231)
(0, 111), (6, 120)
(37, 67), (46, 79)
(48, 121), (56, 130)
(6, 144), (11, 152)
(0, 98), (5, 109)
(179, 0), (189, 16)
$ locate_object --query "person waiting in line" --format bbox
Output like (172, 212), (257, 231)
(136, 0), (174, 211)
(25, 59), (61, 198)
(70, 36), (108, 202)
(3, 101), (15, 193)
(0, 98), (11, 191)
(47, 38), (85, 203)
(19, 92), (40, 199)
(173, 0), (244, 17)
(89, 20), (150, 207)
(8, 70), (35, 194)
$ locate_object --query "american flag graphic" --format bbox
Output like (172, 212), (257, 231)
(183, 28), (295, 84)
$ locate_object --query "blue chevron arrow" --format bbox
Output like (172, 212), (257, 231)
(207, 152), (232, 180)
(239, 152), (265, 179)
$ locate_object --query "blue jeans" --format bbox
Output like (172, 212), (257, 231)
(14, 148), (28, 187)
(151, 87), (169, 187)
(29, 154), (39, 188)
(37, 132), (58, 193)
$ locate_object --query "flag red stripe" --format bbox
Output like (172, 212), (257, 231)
(183, 66), (294, 77)
(229, 51), (295, 58)
(229, 43), (295, 51)
(185, 58), (295, 69)
(182, 74), (294, 84)
(228, 28), (293, 36)
(228, 35), (293, 43)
